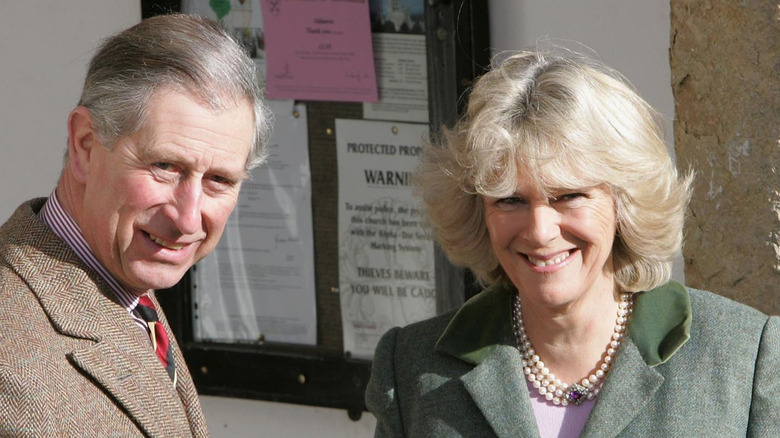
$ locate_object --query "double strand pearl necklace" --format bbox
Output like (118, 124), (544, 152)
(511, 292), (633, 406)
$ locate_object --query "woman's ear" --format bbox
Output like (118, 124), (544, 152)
(66, 106), (100, 184)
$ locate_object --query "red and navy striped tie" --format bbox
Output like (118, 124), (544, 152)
(136, 296), (177, 384)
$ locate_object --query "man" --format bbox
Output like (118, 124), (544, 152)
(0, 14), (271, 437)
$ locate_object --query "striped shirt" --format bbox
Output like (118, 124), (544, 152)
(39, 191), (149, 334)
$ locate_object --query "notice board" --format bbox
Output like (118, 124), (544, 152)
(146, 0), (490, 418)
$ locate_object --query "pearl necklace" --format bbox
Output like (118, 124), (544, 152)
(511, 292), (633, 406)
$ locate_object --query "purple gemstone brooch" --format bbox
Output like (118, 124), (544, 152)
(565, 383), (590, 406)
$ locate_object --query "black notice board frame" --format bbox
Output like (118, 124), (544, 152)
(144, 0), (490, 419)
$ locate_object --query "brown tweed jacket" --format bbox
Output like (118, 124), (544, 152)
(0, 199), (208, 437)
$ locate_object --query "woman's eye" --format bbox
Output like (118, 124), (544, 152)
(498, 197), (520, 204)
(554, 192), (586, 202)
(495, 196), (526, 209)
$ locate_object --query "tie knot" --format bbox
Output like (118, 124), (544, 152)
(136, 296), (159, 323)
(138, 295), (154, 308)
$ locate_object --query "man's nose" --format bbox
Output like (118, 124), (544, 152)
(171, 179), (203, 235)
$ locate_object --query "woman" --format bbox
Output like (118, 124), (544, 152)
(365, 50), (779, 437)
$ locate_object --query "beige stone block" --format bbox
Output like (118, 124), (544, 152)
(670, 0), (780, 315)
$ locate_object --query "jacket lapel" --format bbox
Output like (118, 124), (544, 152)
(437, 284), (541, 438)
(68, 337), (190, 437)
(579, 338), (664, 437)
(580, 283), (691, 437)
(461, 346), (542, 438)
(4, 202), (192, 436)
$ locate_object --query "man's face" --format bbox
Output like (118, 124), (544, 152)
(79, 89), (254, 295)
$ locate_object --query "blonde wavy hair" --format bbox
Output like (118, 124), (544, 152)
(415, 50), (692, 292)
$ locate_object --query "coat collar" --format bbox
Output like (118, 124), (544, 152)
(435, 281), (692, 367)
(434, 281), (692, 437)
(0, 199), (194, 437)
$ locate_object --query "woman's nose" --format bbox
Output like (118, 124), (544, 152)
(523, 205), (560, 245)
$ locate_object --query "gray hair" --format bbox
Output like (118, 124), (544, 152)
(416, 50), (692, 292)
(77, 13), (271, 169)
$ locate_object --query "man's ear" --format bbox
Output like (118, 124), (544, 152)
(67, 106), (101, 184)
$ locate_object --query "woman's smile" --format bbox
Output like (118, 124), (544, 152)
(525, 249), (575, 268)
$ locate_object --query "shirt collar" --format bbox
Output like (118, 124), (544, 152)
(38, 191), (141, 312)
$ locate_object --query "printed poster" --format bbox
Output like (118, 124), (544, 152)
(193, 100), (316, 345)
(364, 0), (428, 122)
(261, 0), (378, 102)
(336, 119), (435, 359)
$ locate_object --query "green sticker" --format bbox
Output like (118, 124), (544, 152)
(209, 0), (232, 20)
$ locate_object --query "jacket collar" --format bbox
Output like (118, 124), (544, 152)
(0, 199), (194, 437)
(434, 281), (692, 438)
(435, 281), (692, 367)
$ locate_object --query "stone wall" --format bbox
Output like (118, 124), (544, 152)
(670, 1), (779, 315)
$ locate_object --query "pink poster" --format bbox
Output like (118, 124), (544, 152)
(261, 0), (378, 102)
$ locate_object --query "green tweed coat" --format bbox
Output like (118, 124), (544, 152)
(366, 281), (780, 437)
(0, 199), (208, 437)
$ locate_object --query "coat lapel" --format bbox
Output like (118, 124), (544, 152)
(579, 338), (664, 437)
(4, 202), (192, 436)
(461, 346), (542, 438)
(437, 284), (541, 438)
(580, 284), (691, 437)
(68, 337), (191, 437)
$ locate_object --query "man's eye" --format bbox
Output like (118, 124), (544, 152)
(151, 163), (180, 181)
(206, 174), (237, 188)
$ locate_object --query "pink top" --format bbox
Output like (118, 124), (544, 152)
(527, 380), (595, 438)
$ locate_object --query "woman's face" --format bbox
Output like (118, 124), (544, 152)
(483, 171), (617, 309)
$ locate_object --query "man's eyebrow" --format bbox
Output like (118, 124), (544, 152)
(226, 169), (251, 182)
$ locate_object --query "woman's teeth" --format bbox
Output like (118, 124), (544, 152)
(527, 251), (570, 267)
